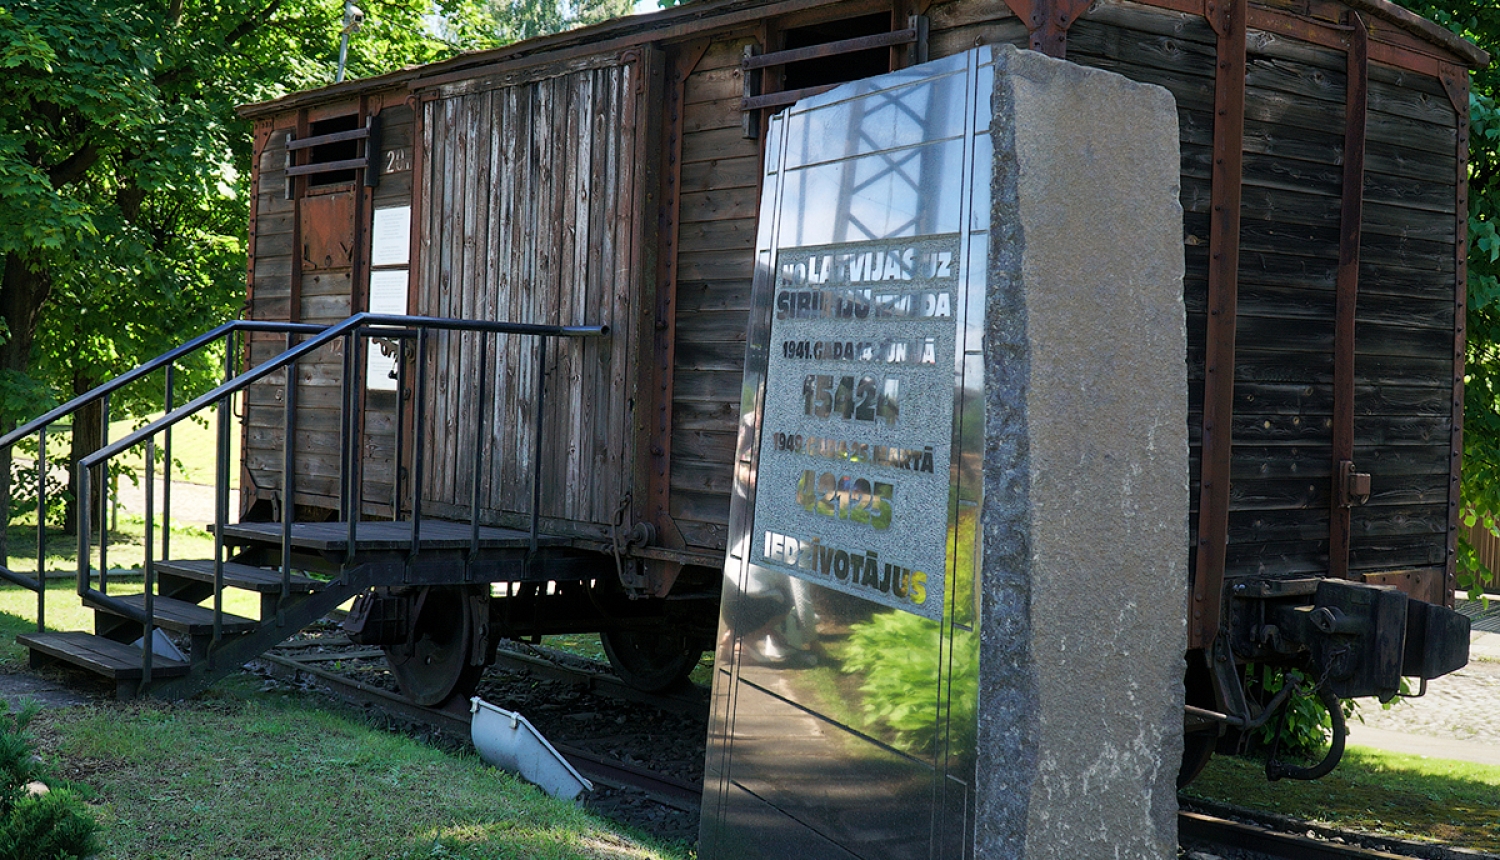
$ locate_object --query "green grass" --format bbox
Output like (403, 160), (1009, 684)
(4, 518), (218, 579)
(20, 679), (686, 860)
(1185, 747), (1500, 852)
(106, 413), (240, 488)
(0, 588), (688, 859)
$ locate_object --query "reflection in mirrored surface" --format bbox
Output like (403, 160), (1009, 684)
(778, 138), (967, 248)
(704, 48), (995, 860)
(788, 68), (969, 168)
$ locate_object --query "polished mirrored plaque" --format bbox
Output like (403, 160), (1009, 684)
(752, 237), (959, 620)
(704, 48), (991, 860)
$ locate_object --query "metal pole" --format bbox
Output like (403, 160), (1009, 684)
(392, 339), (407, 520)
(345, 334), (362, 561)
(35, 427), (46, 632)
(98, 393), (110, 592)
(339, 334), (354, 522)
(163, 365), (174, 561)
(409, 328), (428, 574)
(212, 335), (234, 654)
(142, 437), (155, 690)
(282, 332), (297, 601)
(530, 337), (547, 557)
(469, 334), (488, 570)
(75, 463), (90, 598)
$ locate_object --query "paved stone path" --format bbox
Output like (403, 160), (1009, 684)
(1345, 632), (1500, 766)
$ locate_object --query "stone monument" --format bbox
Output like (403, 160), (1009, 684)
(701, 44), (1187, 860)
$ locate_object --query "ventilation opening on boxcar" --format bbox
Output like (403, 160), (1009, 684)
(780, 14), (892, 91)
(741, 11), (926, 137)
(305, 114), (360, 187)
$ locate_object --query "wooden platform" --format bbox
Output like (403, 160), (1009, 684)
(155, 559), (321, 594)
(94, 594), (259, 636)
(218, 519), (565, 553)
(19, 631), (190, 680)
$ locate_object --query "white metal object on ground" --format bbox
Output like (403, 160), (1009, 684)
(469, 696), (593, 800)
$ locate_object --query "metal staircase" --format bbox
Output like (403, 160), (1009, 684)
(1, 313), (605, 699)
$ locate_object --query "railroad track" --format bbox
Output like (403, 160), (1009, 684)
(262, 638), (1492, 859)
(1179, 801), (1496, 860)
(258, 643), (706, 812)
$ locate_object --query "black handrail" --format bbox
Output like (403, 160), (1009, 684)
(82, 315), (605, 466)
(0, 320), (323, 451)
(0, 319), (325, 632)
(73, 312), (607, 689)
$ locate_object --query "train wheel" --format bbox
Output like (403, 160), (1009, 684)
(600, 628), (702, 692)
(384, 585), (485, 707)
(1178, 656), (1219, 788)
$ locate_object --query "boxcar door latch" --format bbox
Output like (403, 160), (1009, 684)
(1337, 460), (1371, 508)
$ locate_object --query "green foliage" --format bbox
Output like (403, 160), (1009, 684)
(0, 699), (98, 860)
(840, 610), (977, 756)
(0, 1), (504, 502)
(5, 456), (68, 523)
(1393, 2), (1500, 596)
(481, 0), (635, 45)
(1247, 667), (1338, 759)
(838, 510), (979, 758)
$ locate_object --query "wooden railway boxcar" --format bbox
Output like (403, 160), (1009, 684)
(231, 0), (1483, 722)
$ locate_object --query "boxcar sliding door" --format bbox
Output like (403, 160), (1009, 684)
(411, 50), (661, 540)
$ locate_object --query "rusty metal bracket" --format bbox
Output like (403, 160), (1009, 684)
(1190, 0), (1247, 651)
(1005, 0), (1093, 58)
(1439, 64), (1469, 118)
(1330, 10), (1368, 580)
(1336, 460), (1372, 509)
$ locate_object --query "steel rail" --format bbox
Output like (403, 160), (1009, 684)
(1179, 809), (1442, 860)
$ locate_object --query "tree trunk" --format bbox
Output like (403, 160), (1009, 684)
(1, 252), (54, 565)
(63, 377), (103, 538)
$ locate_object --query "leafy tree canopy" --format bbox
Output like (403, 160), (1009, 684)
(0, 1), (502, 431)
(1393, 1), (1500, 595)
(482, 0), (635, 44)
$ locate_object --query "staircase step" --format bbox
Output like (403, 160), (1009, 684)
(19, 631), (190, 680)
(93, 594), (260, 636)
(155, 559), (321, 594)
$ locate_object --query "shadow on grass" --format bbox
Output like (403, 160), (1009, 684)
(1184, 748), (1500, 852)
(2, 523), (145, 572)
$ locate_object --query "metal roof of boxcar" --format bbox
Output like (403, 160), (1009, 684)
(238, 0), (1487, 119)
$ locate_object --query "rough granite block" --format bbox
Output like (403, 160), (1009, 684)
(974, 44), (1188, 860)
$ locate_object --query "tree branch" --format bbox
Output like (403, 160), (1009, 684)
(49, 142), (100, 188)
(225, 0), (285, 48)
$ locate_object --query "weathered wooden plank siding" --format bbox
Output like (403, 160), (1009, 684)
(1068, 3), (1452, 579)
(235, 0), (1470, 586)
(667, 36), (764, 550)
(241, 100), (415, 517)
(1065, 1), (1459, 582)
(418, 57), (648, 536)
